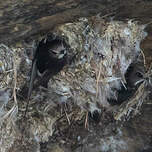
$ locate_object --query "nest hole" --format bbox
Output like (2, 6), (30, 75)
(36, 34), (68, 75)
(88, 110), (101, 123)
(19, 34), (69, 98)
(32, 34), (69, 88)
(108, 61), (145, 105)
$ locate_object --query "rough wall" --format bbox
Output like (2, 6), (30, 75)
(0, 0), (152, 44)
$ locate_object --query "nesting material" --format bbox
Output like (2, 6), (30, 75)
(0, 120), (17, 152)
(0, 17), (150, 152)
(114, 65), (152, 120)
(0, 86), (18, 152)
(0, 44), (14, 88)
(50, 18), (147, 111)
(0, 45), (19, 152)
(0, 88), (11, 117)
(30, 114), (56, 142)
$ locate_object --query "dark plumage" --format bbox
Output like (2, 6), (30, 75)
(36, 39), (66, 74)
(108, 62), (145, 105)
(27, 36), (67, 99)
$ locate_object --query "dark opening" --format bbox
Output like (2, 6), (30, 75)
(108, 62), (145, 105)
(19, 34), (68, 99)
(33, 34), (68, 88)
(36, 35), (67, 74)
(89, 110), (101, 123)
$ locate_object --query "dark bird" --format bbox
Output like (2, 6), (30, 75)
(108, 62), (145, 105)
(27, 35), (67, 99)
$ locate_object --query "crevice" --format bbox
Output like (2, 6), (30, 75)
(108, 61), (145, 105)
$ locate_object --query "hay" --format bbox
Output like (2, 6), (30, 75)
(0, 16), (150, 151)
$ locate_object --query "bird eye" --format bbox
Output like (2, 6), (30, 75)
(135, 72), (143, 78)
(60, 49), (66, 54)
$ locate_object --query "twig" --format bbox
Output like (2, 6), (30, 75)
(13, 57), (17, 105)
(141, 49), (146, 68)
(64, 108), (70, 125)
(96, 61), (102, 97)
(85, 112), (88, 129)
(114, 81), (146, 120)
(97, 12), (116, 19)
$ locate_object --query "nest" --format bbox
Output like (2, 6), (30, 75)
(0, 16), (151, 152)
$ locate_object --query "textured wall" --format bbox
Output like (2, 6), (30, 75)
(0, 0), (152, 44)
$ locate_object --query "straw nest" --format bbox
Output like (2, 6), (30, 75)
(0, 16), (151, 152)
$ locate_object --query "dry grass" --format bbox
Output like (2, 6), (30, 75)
(0, 45), (18, 123)
(114, 61), (152, 121)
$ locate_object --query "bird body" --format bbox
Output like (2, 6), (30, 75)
(27, 36), (67, 99)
